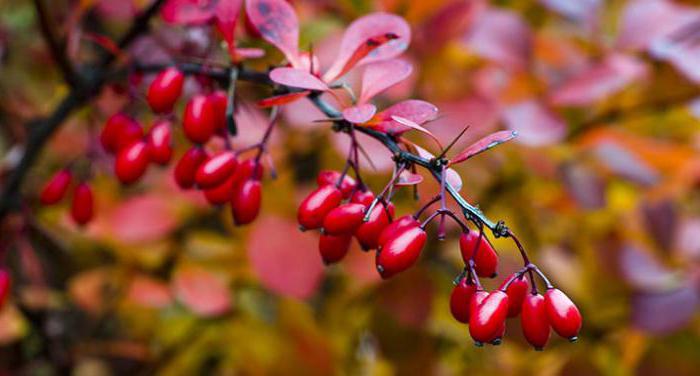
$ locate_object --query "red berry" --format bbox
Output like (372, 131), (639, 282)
(499, 274), (529, 317)
(376, 226), (427, 278)
(318, 233), (352, 264)
(100, 113), (143, 154)
(0, 268), (11, 309)
(450, 278), (477, 323)
(544, 288), (582, 341)
(232, 158), (264, 187)
(316, 170), (356, 198)
(115, 141), (150, 184)
(231, 179), (262, 225)
(350, 189), (374, 206)
(195, 151), (238, 188)
(146, 120), (173, 165)
(183, 94), (217, 144)
(71, 182), (94, 225)
(322, 203), (366, 235)
(297, 185), (343, 230)
(378, 215), (419, 248)
(469, 290), (509, 344)
(355, 203), (393, 250)
(147, 67), (184, 113)
(174, 146), (209, 189)
(203, 175), (236, 205)
(209, 90), (228, 131)
(40, 169), (72, 205)
(521, 293), (551, 350)
(459, 230), (499, 278)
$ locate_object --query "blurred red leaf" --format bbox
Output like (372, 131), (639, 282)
(415, 0), (486, 53)
(214, 0), (243, 56)
(359, 59), (412, 103)
(539, 0), (601, 24)
(617, 0), (699, 51)
(269, 68), (329, 91)
(245, 0), (300, 67)
(161, 0), (218, 25)
(450, 130), (517, 165)
(342, 103), (377, 124)
(463, 8), (532, 70)
(368, 100), (438, 135)
(247, 216), (324, 299)
(549, 54), (647, 107)
(258, 91), (310, 108)
(100, 195), (179, 244)
(172, 266), (231, 317)
(127, 275), (173, 309)
(323, 13), (411, 82)
(501, 100), (566, 146)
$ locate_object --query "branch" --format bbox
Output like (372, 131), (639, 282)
(33, 0), (79, 87)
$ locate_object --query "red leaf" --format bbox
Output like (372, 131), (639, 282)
(396, 170), (423, 186)
(127, 275), (173, 309)
(549, 54), (647, 107)
(172, 266), (231, 317)
(391, 115), (443, 149)
(450, 130), (517, 165)
(247, 215), (324, 299)
(257, 90), (310, 108)
(323, 12), (411, 82)
(463, 8), (531, 70)
(214, 0), (243, 57)
(161, 0), (217, 25)
(616, 0), (699, 51)
(501, 100), (565, 146)
(359, 59), (412, 103)
(368, 100), (438, 134)
(342, 103), (377, 124)
(269, 67), (329, 91)
(99, 195), (180, 244)
(415, 0), (486, 53)
(245, 0), (300, 67)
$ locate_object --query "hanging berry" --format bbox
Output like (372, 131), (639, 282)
(147, 67), (184, 114)
(40, 169), (72, 205)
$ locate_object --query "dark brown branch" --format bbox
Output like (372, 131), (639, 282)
(33, 0), (79, 87)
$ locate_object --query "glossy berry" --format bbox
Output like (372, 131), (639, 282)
(500, 274), (529, 317)
(297, 185), (343, 230)
(174, 146), (209, 189)
(322, 203), (366, 235)
(231, 179), (262, 225)
(209, 90), (228, 131)
(183, 94), (217, 144)
(115, 141), (150, 184)
(100, 113), (143, 154)
(316, 170), (356, 198)
(40, 169), (72, 205)
(0, 269), (10, 308)
(146, 120), (173, 165)
(195, 151), (238, 188)
(318, 234), (352, 264)
(350, 189), (374, 206)
(469, 290), (509, 345)
(449, 278), (477, 323)
(376, 226), (427, 278)
(521, 293), (550, 350)
(71, 183), (94, 226)
(459, 230), (499, 278)
(355, 203), (393, 250)
(232, 159), (263, 187)
(147, 67), (184, 113)
(203, 175), (235, 205)
(544, 288), (582, 341)
(378, 215), (420, 248)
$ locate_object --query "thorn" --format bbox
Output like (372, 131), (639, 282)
(436, 124), (470, 160)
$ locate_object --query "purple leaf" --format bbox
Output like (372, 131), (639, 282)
(323, 12), (411, 82)
(359, 59), (412, 103)
(549, 54), (647, 107)
(539, 0), (601, 24)
(463, 8), (532, 70)
(561, 163), (606, 209)
(501, 100), (566, 146)
(593, 142), (659, 185)
(618, 244), (678, 291)
(391, 116), (443, 149)
(616, 0), (699, 51)
(450, 130), (517, 165)
(395, 170), (423, 186)
(245, 0), (300, 67)
(369, 100), (438, 135)
(342, 103), (377, 124)
(269, 67), (329, 91)
(632, 285), (698, 335)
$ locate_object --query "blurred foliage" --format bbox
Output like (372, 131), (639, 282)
(2, 0), (700, 375)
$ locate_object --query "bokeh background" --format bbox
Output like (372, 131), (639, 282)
(2, 0), (700, 374)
